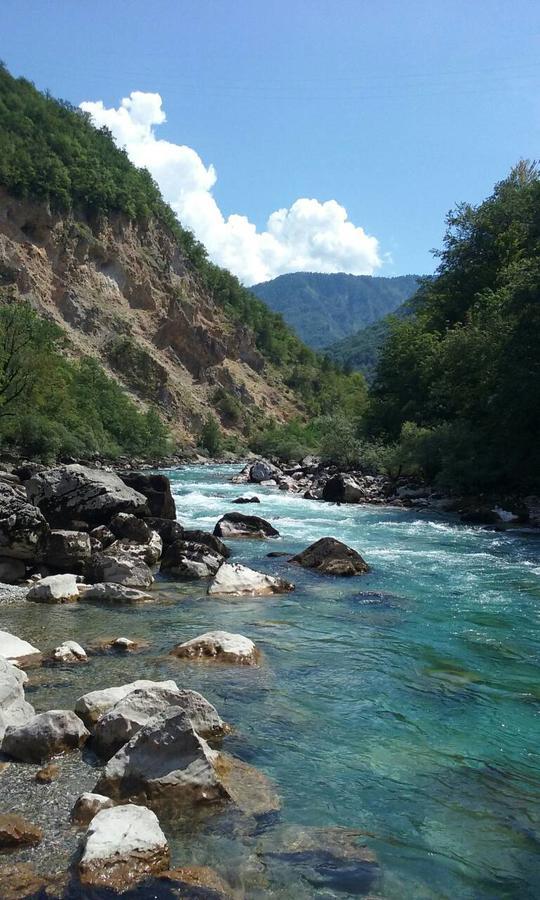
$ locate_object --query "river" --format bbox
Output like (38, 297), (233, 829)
(2, 463), (539, 898)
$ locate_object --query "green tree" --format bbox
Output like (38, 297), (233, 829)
(199, 415), (222, 456)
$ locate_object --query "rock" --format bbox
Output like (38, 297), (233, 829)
(75, 679), (179, 727)
(88, 554), (154, 588)
(35, 762), (60, 783)
(291, 537), (370, 576)
(0, 657), (35, 744)
(156, 866), (234, 899)
(230, 463), (251, 484)
(95, 707), (230, 806)
(26, 573), (79, 603)
(110, 512), (152, 543)
(51, 640), (87, 663)
(26, 464), (148, 528)
(90, 636), (149, 654)
(45, 529), (91, 573)
(0, 558), (26, 584)
(0, 863), (63, 900)
(182, 529), (230, 558)
(259, 825), (380, 895)
(107, 530), (163, 566)
(144, 517), (184, 548)
(0, 584), (28, 603)
(208, 562), (294, 596)
(171, 631), (260, 666)
(249, 459), (282, 483)
(232, 496), (260, 504)
(3, 710), (89, 762)
(322, 473), (366, 504)
(216, 754), (281, 817)
(278, 476), (297, 491)
(89, 525), (116, 549)
(160, 540), (224, 579)
(0, 813), (42, 849)
(0, 630), (40, 666)
(214, 512), (279, 539)
(118, 471), (176, 519)
(79, 582), (152, 604)
(0, 483), (49, 561)
(71, 792), (114, 825)
(78, 804), (169, 890)
(92, 685), (227, 760)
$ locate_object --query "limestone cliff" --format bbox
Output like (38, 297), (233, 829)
(0, 189), (301, 444)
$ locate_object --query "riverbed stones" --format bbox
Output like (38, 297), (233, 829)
(291, 537), (370, 576)
(92, 685), (227, 760)
(95, 707), (229, 806)
(71, 792), (114, 826)
(45, 529), (91, 573)
(118, 471), (176, 519)
(88, 553), (154, 588)
(214, 512), (279, 539)
(0, 483), (49, 561)
(75, 679), (179, 727)
(171, 631), (260, 666)
(78, 804), (169, 890)
(26, 573), (79, 603)
(51, 640), (87, 663)
(160, 540), (224, 579)
(2, 710), (89, 762)
(0, 658), (35, 743)
(249, 459), (282, 483)
(0, 813), (43, 849)
(26, 464), (149, 528)
(79, 582), (152, 604)
(35, 762), (60, 783)
(0, 630), (40, 666)
(208, 562), (294, 596)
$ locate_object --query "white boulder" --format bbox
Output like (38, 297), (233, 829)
(171, 630), (260, 666)
(208, 562), (294, 596)
(0, 657), (35, 744)
(74, 679), (178, 727)
(52, 640), (87, 663)
(78, 804), (169, 889)
(26, 573), (79, 604)
(78, 583), (152, 603)
(0, 629), (41, 665)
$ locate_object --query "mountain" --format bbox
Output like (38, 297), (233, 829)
(326, 300), (414, 382)
(250, 272), (420, 349)
(0, 65), (359, 458)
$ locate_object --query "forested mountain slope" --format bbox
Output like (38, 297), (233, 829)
(326, 300), (414, 381)
(0, 64), (363, 458)
(251, 271), (419, 348)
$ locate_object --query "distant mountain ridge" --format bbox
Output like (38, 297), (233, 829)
(250, 272), (420, 349)
(326, 301), (413, 382)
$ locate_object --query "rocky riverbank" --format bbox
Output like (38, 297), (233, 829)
(0, 460), (380, 897)
(230, 457), (540, 529)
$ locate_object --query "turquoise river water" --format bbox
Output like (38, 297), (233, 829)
(1, 464), (539, 899)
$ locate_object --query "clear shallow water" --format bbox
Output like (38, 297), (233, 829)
(2, 464), (540, 898)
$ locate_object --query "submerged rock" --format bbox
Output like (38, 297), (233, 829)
(155, 866), (234, 899)
(71, 792), (114, 826)
(0, 657), (35, 744)
(291, 537), (370, 576)
(208, 562), (294, 596)
(3, 709), (89, 762)
(171, 630), (260, 666)
(92, 684), (227, 760)
(26, 464), (149, 527)
(78, 804), (169, 890)
(26, 573), (79, 604)
(75, 678), (179, 727)
(214, 512), (279, 539)
(0, 630), (41, 666)
(0, 813), (42, 849)
(232, 495), (260, 504)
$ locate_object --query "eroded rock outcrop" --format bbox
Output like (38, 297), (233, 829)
(118, 472), (176, 520)
(0, 484), (48, 561)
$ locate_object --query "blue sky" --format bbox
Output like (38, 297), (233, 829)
(2, 0), (540, 282)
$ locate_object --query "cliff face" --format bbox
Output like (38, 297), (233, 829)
(0, 190), (301, 443)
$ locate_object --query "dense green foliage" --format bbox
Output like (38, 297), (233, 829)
(369, 162), (540, 492)
(0, 63), (363, 420)
(327, 301), (412, 381)
(0, 302), (170, 461)
(251, 272), (419, 349)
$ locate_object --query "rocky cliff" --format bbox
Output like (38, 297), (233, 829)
(0, 188), (301, 444)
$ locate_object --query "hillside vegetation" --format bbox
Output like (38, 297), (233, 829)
(0, 64), (365, 460)
(251, 272), (419, 348)
(326, 301), (412, 381)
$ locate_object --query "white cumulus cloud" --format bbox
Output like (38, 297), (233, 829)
(80, 91), (382, 285)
